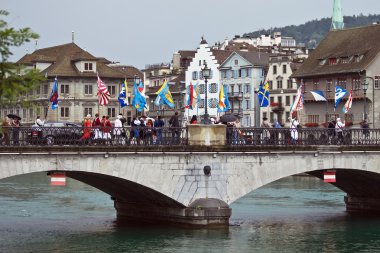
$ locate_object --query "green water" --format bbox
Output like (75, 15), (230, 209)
(1, 173), (380, 253)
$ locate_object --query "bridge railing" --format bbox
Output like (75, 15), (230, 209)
(0, 125), (378, 147)
(229, 127), (379, 146)
(0, 126), (188, 146)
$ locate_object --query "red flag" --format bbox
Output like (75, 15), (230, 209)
(323, 171), (336, 183)
(97, 75), (110, 106)
(186, 82), (194, 109)
(50, 173), (66, 186)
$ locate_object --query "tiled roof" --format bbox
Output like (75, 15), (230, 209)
(292, 24), (380, 78)
(236, 51), (269, 66)
(17, 43), (130, 79)
(178, 50), (196, 59)
(211, 50), (232, 65)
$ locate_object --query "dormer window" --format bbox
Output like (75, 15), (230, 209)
(319, 59), (327, 65)
(341, 57), (349, 64)
(328, 58), (337, 65)
(355, 55), (364, 62)
(84, 62), (93, 71)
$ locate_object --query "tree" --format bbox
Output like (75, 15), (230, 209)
(0, 10), (45, 103)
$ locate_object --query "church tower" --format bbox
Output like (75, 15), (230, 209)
(331, 0), (344, 30)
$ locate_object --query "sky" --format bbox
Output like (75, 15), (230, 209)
(2, 0), (379, 69)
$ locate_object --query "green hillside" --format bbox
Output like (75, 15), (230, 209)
(243, 14), (380, 48)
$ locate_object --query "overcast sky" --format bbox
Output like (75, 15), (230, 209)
(2, 0), (379, 69)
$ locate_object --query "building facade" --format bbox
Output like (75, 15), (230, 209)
(292, 24), (380, 128)
(12, 43), (142, 124)
(219, 51), (268, 127)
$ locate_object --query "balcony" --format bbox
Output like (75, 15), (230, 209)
(231, 92), (243, 100)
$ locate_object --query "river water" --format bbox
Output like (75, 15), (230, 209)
(1, 173), (380, 253)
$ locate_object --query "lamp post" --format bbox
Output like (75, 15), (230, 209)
(202, 63), (211, 124)
(362, 80), (369, 121)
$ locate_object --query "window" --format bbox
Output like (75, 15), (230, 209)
(313, 80), (319, 90)
(107, 108), (116, 117)
(210, 83), (217, 93)
(230, 84), (234, 94)
(84, 107), (93, 117)
(285, 111), (290, 120)
(341, 57), (349, 64)
(282, 65), (287, 74)
(329, 58), (337, 65)
(192, 71), (198, 80)
(337, 78), (347, 89)
(61, 84), (69, 94)
(277, 80), (283, 89)
(375, 76), (380, 89)
(36, 85), (41, 95)
(209, 98), (217, 108)
(199, 84), (205, 94)
(267, 80), (273, 90)
(227, 70), (232, 79)
(29, 108), (33, 119)
(199, 60), (202, 66)
(199, 99), (205, 108)
(28, 89), (33, 96)
(43, 84), (49, 95)
(222, 70), (227, 79)
(286, 96), (290, 106)
(60, 107), (69, 117)
(241, 69), (247, 78)
(287, 79), (292, 89)
(245, 84), (250, 93)
(352, 78), (361, 90)
(199, 71), (203, 80)
(245, 100), (250, 109)
(326, 80), (332, 92)
(233, 70), (238, 78)
(247, 69), (252, 78)
(263, 112), (267, 119)
(107, 85), (116, 96)
(270, 97), (274, 104)
(273, 65), (277, 75)
(84, 85), (93, 95)
(84, 62), (93, 71)
(234, 59), (238, 65)
(345, 113), (353, 122)
(278, 96), (282, 106)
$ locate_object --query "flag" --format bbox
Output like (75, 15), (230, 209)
(343, 89), (353, 113)
(97, 74), (110, 106)
(154, 80), (175, 108)
(217, 84), (231, 112)
(324, 171), (336, 183)
(290, 83), (303, 115)
(335, 85), (347, 108)
(118, 80), (128, 107)
(186, 82), (194, 109)
(50, 77), (59, 110)
(50, 173), (66, 186)
(193, 82), (200, 107)
(309, 90), (327, 101)
(257, 81), (270, 107)
(132, 80), (146, 112)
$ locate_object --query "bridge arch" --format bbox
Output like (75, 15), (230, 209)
(1, 150), (380, 226)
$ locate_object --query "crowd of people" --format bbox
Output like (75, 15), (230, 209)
(0, 112), (373, 146)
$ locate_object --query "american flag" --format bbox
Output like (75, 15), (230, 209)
(97, 75), (110, 106)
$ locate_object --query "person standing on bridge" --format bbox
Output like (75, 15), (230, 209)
(92, 113), (102, 141)
(335, 118), (345, 144)
(260, 117), (272, 144)
(289, 116), (299, 144)
(80, 114), (92, 142)
(169, 111), (180, 144)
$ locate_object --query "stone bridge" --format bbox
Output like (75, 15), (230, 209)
(1, 143), (380, 226)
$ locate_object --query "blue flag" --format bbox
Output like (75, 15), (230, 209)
(257, 81), (270, 107)
(132, 81), (146, 112)
(118, 80), (128, 107)
(335, 85), (347, 108)
(50, 77), (59, 110)
(154, 80), (175, 108)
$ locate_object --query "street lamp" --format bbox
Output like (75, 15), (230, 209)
(202, 63), (211, 124)
(362, 80), (369, 121)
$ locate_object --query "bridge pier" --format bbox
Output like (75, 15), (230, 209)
(345, 195), (380, 213)
(114, 198), (232, 227)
